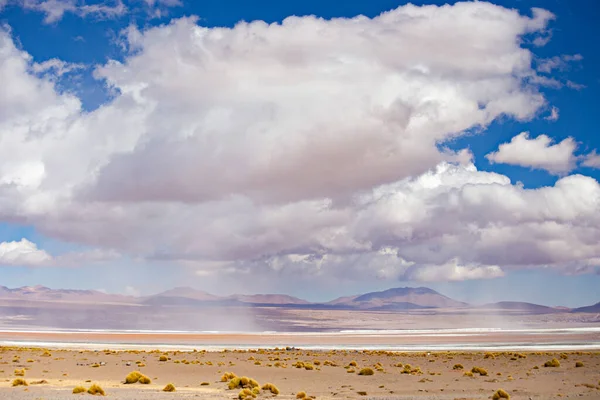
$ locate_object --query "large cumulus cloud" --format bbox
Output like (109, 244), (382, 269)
(1, 2), (598, 281)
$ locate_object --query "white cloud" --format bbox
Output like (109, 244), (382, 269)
(18, 0), (126, 23)
(583, 151), (600, 169)
(486, 132), (577, 174)
(11, 0), (182, 22)
(21, 0), (77, 23)
(124, 285), (140, 296)
(2, 4), (599, 283)
(32, 58), (85, 76)
(536, 54), (583, 74)
(142, 0), (181, 18)
(0, 239), (52, 266)
(545, 106), (559, 121)
(0, 238), (118, 267)
(405, 260), (505, 282)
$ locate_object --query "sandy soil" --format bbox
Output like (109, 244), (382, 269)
(1, 345), (599, 399)
(1, 329), (600, 349)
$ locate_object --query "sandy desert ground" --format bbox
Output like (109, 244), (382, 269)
(1, 345), (599, 399)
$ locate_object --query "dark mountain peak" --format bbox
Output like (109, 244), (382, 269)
(573, 301), (600, 313)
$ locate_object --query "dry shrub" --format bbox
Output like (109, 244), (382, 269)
(125, 371), (142, 384)
(296, 391), (307, 399)
(221, 372), (237, 382)
(262, 383), (280, 395)
(72, 386), (86, 394)
(544, 358), (560, 368)
(471, 367), (488, 376)
(238, 388), (255, 399)
(87, 384), (105, 396)
(163, 383), (176, 392)
(12, 378), (28, 387)
(492, 389), (510, 399)
(358, 367), (374, 376)
(453, 364), (464, 370)
(575, 362), (584, 368)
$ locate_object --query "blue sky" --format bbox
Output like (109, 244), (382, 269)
(0, 0), (599, 307)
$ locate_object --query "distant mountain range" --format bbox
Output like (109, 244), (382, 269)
(573, 301), (600, 313)
(0, 284), (597, 313)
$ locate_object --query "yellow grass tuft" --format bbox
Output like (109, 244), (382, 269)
(221, 372), (236, 382)
(72, 386), (86, 394)
(87, 383), (105, 396)
(228, 377), (242, 390)
(492, 388), (510, 399)
(262, 383), (280, 395)
(358, 367), (374, 375)
(238, 388), (258, 399)
(453, 364), (464, 370)
(125, 371), (142, 384)
(14, 369), (25, 376)
(471, 367), (488, 376)
(162, 383), (176, 392)
(296, 391), (307, 399)
(201, 382), (210, 386)
(139, 375), (151, 384)
(575, 361), (584, 368)
(159, 355), (168, 362)
(544, 358), (560, 368)
(12, 378), (28, 387)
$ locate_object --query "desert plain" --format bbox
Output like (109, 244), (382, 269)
(1, 286), (599, 399)
(1, 342), (600, 400)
